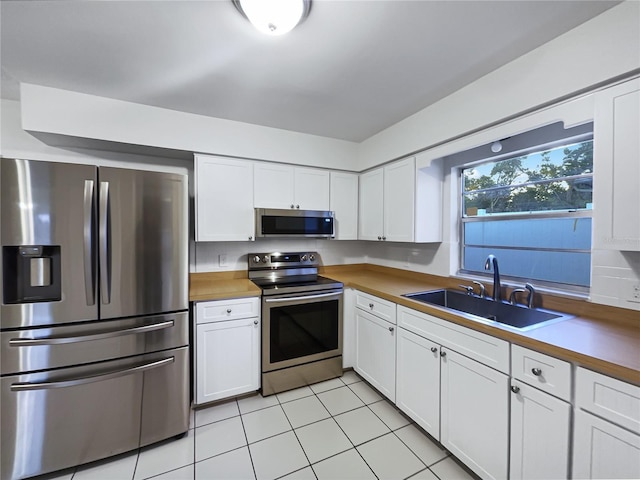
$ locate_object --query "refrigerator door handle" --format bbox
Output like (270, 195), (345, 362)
(8, 320), (175, 346)
(10, 357), (175, 391)
(83, 180), (96, 306)
(99, 181), (111, 305)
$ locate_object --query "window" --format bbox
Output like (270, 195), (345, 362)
(460, 135), (593, 289)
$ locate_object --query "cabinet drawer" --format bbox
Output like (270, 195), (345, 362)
(355, 291), (396, 324)
(195, 297), (260, 324)
(397, 305), (509, 374)
(511, 345), (571, 401)
(576, 367), (640, 434)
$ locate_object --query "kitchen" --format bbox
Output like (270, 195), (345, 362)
(1, 1), (639, 480)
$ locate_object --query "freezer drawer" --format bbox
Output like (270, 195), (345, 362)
(1, 311), (188, 375)
(1, 347), (189, 480)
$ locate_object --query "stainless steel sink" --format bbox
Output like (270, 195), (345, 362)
(402, 289), (572, 331)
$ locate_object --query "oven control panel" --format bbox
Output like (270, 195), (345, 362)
(248, 251), (319, 269)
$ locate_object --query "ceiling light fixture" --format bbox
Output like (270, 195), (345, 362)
(233, 0), (311, 36)
(490, 141), (503, 153)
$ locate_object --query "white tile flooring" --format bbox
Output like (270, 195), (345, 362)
(37, 371), (478, 480)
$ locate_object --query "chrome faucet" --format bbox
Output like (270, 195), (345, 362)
(484, 254), (502, 302)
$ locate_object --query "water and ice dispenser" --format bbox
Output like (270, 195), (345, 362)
(2, 245), (61, 304)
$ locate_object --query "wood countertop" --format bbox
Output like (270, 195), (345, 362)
(189, 272), (261, 302)
(320, 265), (640, 386)
(190, 265), (639, 385)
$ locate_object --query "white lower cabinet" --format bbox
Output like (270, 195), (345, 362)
(509, 380), (571, 480)
(573, 367), (640, 479)
(195, 298), (260, 405)
(396, 327), (440, 440)
(354, 308), (396, 401)
(573, 409), (640, 479)
(440, 347), (509, 480)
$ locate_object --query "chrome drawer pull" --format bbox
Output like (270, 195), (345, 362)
(9, 320), (174, 346)
(10, 357), (174, 391)
(511, 385), (520, 394)
(531, 367), (542, 376)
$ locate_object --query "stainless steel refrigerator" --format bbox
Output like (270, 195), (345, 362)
(0, 158), (190, 480)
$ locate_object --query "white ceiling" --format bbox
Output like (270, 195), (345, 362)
(0, 0), (620, 142)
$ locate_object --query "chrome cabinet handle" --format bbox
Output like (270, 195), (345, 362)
(388, 327), (394, 332)
(290, 204), (295, 209)
(382, 236), (386, 241)
(369, 303), (374, 309)
(511, 385), (520, 394)
(99, 181), (111, 305)
(254, 320), (259, 325)
(531, 367), (542, 376)
(296, 205), (300, 209)
(440, 350), (447, 357)
(377, 236), (381, 240)
(83, 179), (96, 306)
(430, 347), (438, 353)
(248, 236), (253, 241)
(226, 309), (232, 314)
(9, 320), (174, 346)
(11, 357), (174, 391)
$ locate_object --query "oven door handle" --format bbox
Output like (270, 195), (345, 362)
(264, 291), (342, 303)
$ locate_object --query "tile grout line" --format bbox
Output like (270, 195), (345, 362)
(234, 398), (258, 480)
(317, 377), (380, 480)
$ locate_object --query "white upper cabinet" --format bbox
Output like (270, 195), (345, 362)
(358, 167), (385, 241)
(384, 158), (415, 242)
(195, 154), (255, 242)
(294, 167), (330, 211)
(254, 163), (330, 211)
(594, 78), (640, 251)
(253, 163), (295, 209)
(359, 157), (442, 242)
(330, 171), (358, 240)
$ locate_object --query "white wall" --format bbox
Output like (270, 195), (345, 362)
(19, 84), (360, 171)
(357, 0), (640, 170)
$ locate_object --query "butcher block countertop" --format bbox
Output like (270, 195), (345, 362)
(189, 271), (261, 302)
(190, 264), (640, 385)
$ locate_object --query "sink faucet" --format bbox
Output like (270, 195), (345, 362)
(484, 254), (502, 302)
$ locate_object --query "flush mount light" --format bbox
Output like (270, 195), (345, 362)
(490, 141), (503, 153)
(233, 0), (311, 36)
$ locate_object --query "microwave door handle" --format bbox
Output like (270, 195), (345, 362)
(83, 180), (96, 306)
(99, 181), (111, 305)
(264, 292), (341, 303)
(10, 357), (174, 391)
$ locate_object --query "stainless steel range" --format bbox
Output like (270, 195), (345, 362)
(249, 252), (343, 395)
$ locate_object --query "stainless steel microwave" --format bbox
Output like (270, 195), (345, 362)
(255, 208), (335, 238)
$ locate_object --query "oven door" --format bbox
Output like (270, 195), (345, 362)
(262, 289), (343, 372)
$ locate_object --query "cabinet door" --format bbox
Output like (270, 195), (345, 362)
(594, 78), (640, 250)
(396, 328), (440, 440)
(330, 171), (358, 240)
(509, 380), (570, 480)
(573, 409), (640, 479)
(195, 156), (254, 242)
(196, 317), (260, 405)
(254, 163), (295, 209)
(358, 168), (384, 241)
(441, 348), (509, 480)
(294, 167), (330, 210)
(354, 308), (396, 401)
(384, 157), (415, 242)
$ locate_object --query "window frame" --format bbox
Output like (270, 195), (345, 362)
(458, 132), (594, 293)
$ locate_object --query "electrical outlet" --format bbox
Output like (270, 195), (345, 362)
(624, 280), (640, 304)
(218, 254), (228, 268)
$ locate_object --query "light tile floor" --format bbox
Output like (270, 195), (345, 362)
(35, 371), (478, 480)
